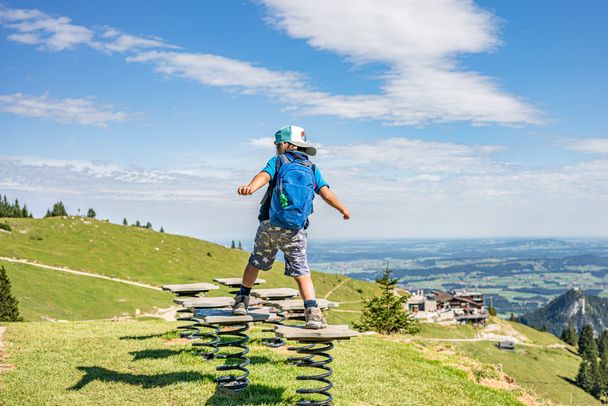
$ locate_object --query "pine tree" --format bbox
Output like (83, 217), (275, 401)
(0, 265), (22, 322)
(86, 208), (96, 218)
(135, 220), (141, 227)
(238, 240), (243, 250)
(231, 240), (236, 249)
(44, 209), (52, 218)
(561, 323), (579, 346)
(577, 359), (595, 392)
(145, 222), (152, 229)
(598, 330), (608, 358)
(123, 218), (128, 226)
(599, 350), (608, 398)
(50, 201), (68, 217)
(21, 204), (29, 218)
(160, 226), (165, 233)
(353, 265), (420, 334)
(580, 324), (599, 361)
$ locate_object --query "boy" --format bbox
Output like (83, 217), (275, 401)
(233, 125), (350, 329)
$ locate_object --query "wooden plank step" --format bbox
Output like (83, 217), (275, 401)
(266, 298), (338, 312)
(275, 325), (358, 341)
(174, 296), (234, 308)
(195, 309), (273, 324)
(250, 288), (299, 299)
(212, 277), (266, 287)
(161, 283), (219, 294)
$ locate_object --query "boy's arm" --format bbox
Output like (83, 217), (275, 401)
(237, 171), (271, 195)
(318, 186), (350, 220)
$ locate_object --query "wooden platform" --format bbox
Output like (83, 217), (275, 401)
(174, 296), (234, 308)
(250, 288), (299, 300)
(212, 277), (266, 287)
(275, 325), (358, 341)
(266, 298), (338, 312)
(195, 309), (273, 324)
(176, 296), (265, 308)
(161, 283), (219, 295)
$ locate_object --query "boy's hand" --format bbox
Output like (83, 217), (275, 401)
(237, 185), (253, 195)
(341, 208), (351, 220)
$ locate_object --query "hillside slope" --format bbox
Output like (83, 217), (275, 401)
(414, 318), (598, 405)
(0, 321), (530, 406)
(0, 217), (375, 323)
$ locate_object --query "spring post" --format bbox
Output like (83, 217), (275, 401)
(288, 341), (335, 406)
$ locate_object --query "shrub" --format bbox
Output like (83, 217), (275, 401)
(0, 222), (11, 232)
(0, 265), (22, 322)
(353, 265), (419, 335)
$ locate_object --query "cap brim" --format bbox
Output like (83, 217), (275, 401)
(289, 141), (316, 156)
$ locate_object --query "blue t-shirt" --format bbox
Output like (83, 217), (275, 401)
(262, 155), (329, 193)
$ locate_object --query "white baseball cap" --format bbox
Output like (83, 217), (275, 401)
(274, 125), (316, 156)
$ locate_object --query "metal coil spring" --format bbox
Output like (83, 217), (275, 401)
(287, 341), (334, 406)
(176, 308), (196, 338)
(190, 319), (221, 361)
(262, 312), (287, 348)
(215, 322), (251, 391)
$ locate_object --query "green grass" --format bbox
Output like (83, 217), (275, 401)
(1, 260), (172, 321)
(0, 217), (376, 324)
(411, 320), (598, 406)
(454, 341), (597, 406)
(416, 322), (479, 339)
(0, 321), (526, 406)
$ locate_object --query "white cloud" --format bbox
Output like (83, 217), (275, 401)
(260, 0), (541, 126)
(563, 138), (608, 155)
(1, 4), (542, 126)
(0, 7), (176, 53)
(0, 7), (93, 50)
(0, 93), (128, 127)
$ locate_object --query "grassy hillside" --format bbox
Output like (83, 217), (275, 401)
(0, 321), (529, 406)
(0, 217), (376, 323)
(412, 319), (598, 406)
(2, 261), (171, 321)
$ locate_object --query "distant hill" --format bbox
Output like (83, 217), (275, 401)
(520, 288), (608, 336)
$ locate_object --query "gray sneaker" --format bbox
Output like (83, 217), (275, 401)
(304, 307), (327, 329)
(232, 295), (250, 316)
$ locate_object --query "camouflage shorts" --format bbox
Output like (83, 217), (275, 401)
(248, 220), (310, 277)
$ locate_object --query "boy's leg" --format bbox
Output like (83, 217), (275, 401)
(293, 274), (316, 301)
(280, 229), (326, 329)
(233, 221), (277, 315)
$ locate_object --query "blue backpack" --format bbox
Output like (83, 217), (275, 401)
(269, 153), (316, 230)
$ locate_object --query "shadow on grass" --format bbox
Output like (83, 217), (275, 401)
(119, 332), (176, 341)
(69, 366), (213, 390)
(129, 348), (188, 360)
(558, 374), (578, 386)
(204, 383), (287, 405)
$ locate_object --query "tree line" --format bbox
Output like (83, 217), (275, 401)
(0, 194), (165, 233)
(0, 194), (33, 218)
(562, 323), (608, 399)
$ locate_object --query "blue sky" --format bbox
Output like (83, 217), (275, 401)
(1, 0), (607, 242)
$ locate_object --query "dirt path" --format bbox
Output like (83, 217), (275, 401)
(0, 256), (162, 291)
(323, 278), (349, 299)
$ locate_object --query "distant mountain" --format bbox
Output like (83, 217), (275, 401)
(520, 288), (608, 336)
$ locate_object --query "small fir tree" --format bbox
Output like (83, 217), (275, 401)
(353, 265), (419, 335)
(598, 330), (608, 358)
(231, 240), (236, 249)
(135, 220), (141, 227)
(122, 218), (128, 226)
(50, 201), (68, 217)
(160, 226), (165, 233)
(145, 222), (152, 229)
(86, 208), (96, 218)
(561, 323), (579, 346)
(238, 240), (243, 250)
(0, 265), (22, 322)
(577, 359), (595, 392)
(580, 324), (599, 361)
